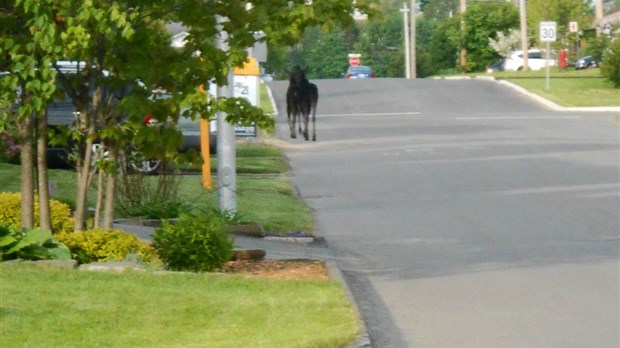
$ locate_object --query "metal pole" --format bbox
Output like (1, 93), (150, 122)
(400, 2), (411, 79)
(216, 16), (237, 213)
(519, 0), (529, 71)
(545, 40), (550, 91)
(410, 0), (416, 79)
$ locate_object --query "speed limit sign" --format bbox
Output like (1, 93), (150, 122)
(540, 21), (557, 42)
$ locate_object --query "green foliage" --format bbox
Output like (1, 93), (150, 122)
(115, 171), (192, 219)
(600, 38), (620, 88)
(354, 6), (404, 78)
(1, 225), (71, 261)
(463, 2), (519, 72)
(584, 35), (610, 60)
(0, 192), (74, 234)
(425, 16), (461, 76)
(152, 212), (234, 272)
(0, 129), (20, 164)
(419, 0), (459, 20)
(291, 26), (352, 79)
(56, 228), (159, 265)
(527, 0), (591, 46)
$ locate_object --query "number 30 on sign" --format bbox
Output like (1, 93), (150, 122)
(540, 21), (557, 42)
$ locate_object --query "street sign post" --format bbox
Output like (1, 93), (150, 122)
(569, 21), (580, 59)
(348, 53), (361, 66)
(569, 21), (578, 33)
(539, 21), (556, 91)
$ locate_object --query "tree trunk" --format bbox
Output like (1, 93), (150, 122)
(102, 145), (117, 229)
(19, 113), (35, 230)
(73, 105), (96, 231)
(74, 131), (95, 231)
(93, 145), (105, 228)
(36, 111), (51, 231)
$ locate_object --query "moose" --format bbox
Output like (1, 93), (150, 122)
(286, 67), (318, 141)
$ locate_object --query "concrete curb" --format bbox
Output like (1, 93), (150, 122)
(326, 261), (373, 348)
(434, 75), (620, 113)
(494, 78), (620, 112)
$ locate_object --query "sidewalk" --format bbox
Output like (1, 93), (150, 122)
(114, 222), (333, 261)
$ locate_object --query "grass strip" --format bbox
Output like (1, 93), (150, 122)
(0, 262), (359, 348)
(505, 77), (619, 107)
(476, 68), (619, 107)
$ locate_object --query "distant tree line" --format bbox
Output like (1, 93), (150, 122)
(266, 0), (617, 79)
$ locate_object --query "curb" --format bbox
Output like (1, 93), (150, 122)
(326, 261), (373, 348)
(434, 75), (620, 112)
(494, 78), (620, 112)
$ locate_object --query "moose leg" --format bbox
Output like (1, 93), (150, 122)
(302, 111), (310, 141)
(311, 108), (317, 141)
(287, 108), (296, 139)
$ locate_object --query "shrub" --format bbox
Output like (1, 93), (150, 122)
(57, 228), (159, 265)
(152, 212), (234, 272)
(0, 130), (20, 164)
(1, 225), (72, 261)
(601, 38), (620, 88)
(115, 171), (193, 219)
(0, 192), (74, 234)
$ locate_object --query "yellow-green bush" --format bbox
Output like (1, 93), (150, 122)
(57, 228), (160, 265)
(0, 192), (74, 234)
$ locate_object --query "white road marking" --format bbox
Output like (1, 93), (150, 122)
(456, 115), (582, 120)
(321, 112), (422, 117)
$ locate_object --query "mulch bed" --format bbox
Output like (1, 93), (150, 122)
(224, 259), (329, 280)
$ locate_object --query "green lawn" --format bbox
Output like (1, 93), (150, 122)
(1, 262), (359, 348)
(506, 77), (619, 107)
(477, 68), (620, 107)
(0, 142), (313, 234)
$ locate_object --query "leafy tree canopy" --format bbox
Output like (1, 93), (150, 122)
(527, 0), (591, 46)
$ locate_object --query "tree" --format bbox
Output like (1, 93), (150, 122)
(425, 15), (461, 75)
(2, 0), (378, 231)
(489, 29), (522, 58)
(462, 2), (519, 72)
(0, 0), (60, 232)
(289, 26), (353, 79)
(527, 0), (591, 47)
(419, 0), (459, 20)
(354, 3), (404, 78)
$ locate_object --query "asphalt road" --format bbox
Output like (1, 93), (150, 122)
(268, 78), (620, 348)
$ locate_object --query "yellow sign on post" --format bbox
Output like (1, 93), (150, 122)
(233, 57), (260, 76)
(233, 57), (260, 137)
(199, 118), (212, 189)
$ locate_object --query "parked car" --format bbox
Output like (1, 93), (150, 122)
(3, 65), (216, 173)
(346, 65), (375, 79)
(504, 49), (556, 71)
(486, 59), (505, 73)
(575, 56), (597, 70)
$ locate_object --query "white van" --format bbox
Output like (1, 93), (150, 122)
(504, 49), (556, 71)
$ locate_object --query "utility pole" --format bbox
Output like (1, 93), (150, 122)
(519, 0), (529, 71)
(409, 0), (416, 78)
(459, 0), (466, 72)
(400, 2), (411, 78)
(595, 0), (603, 35)
(216, 16), (237, 213)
